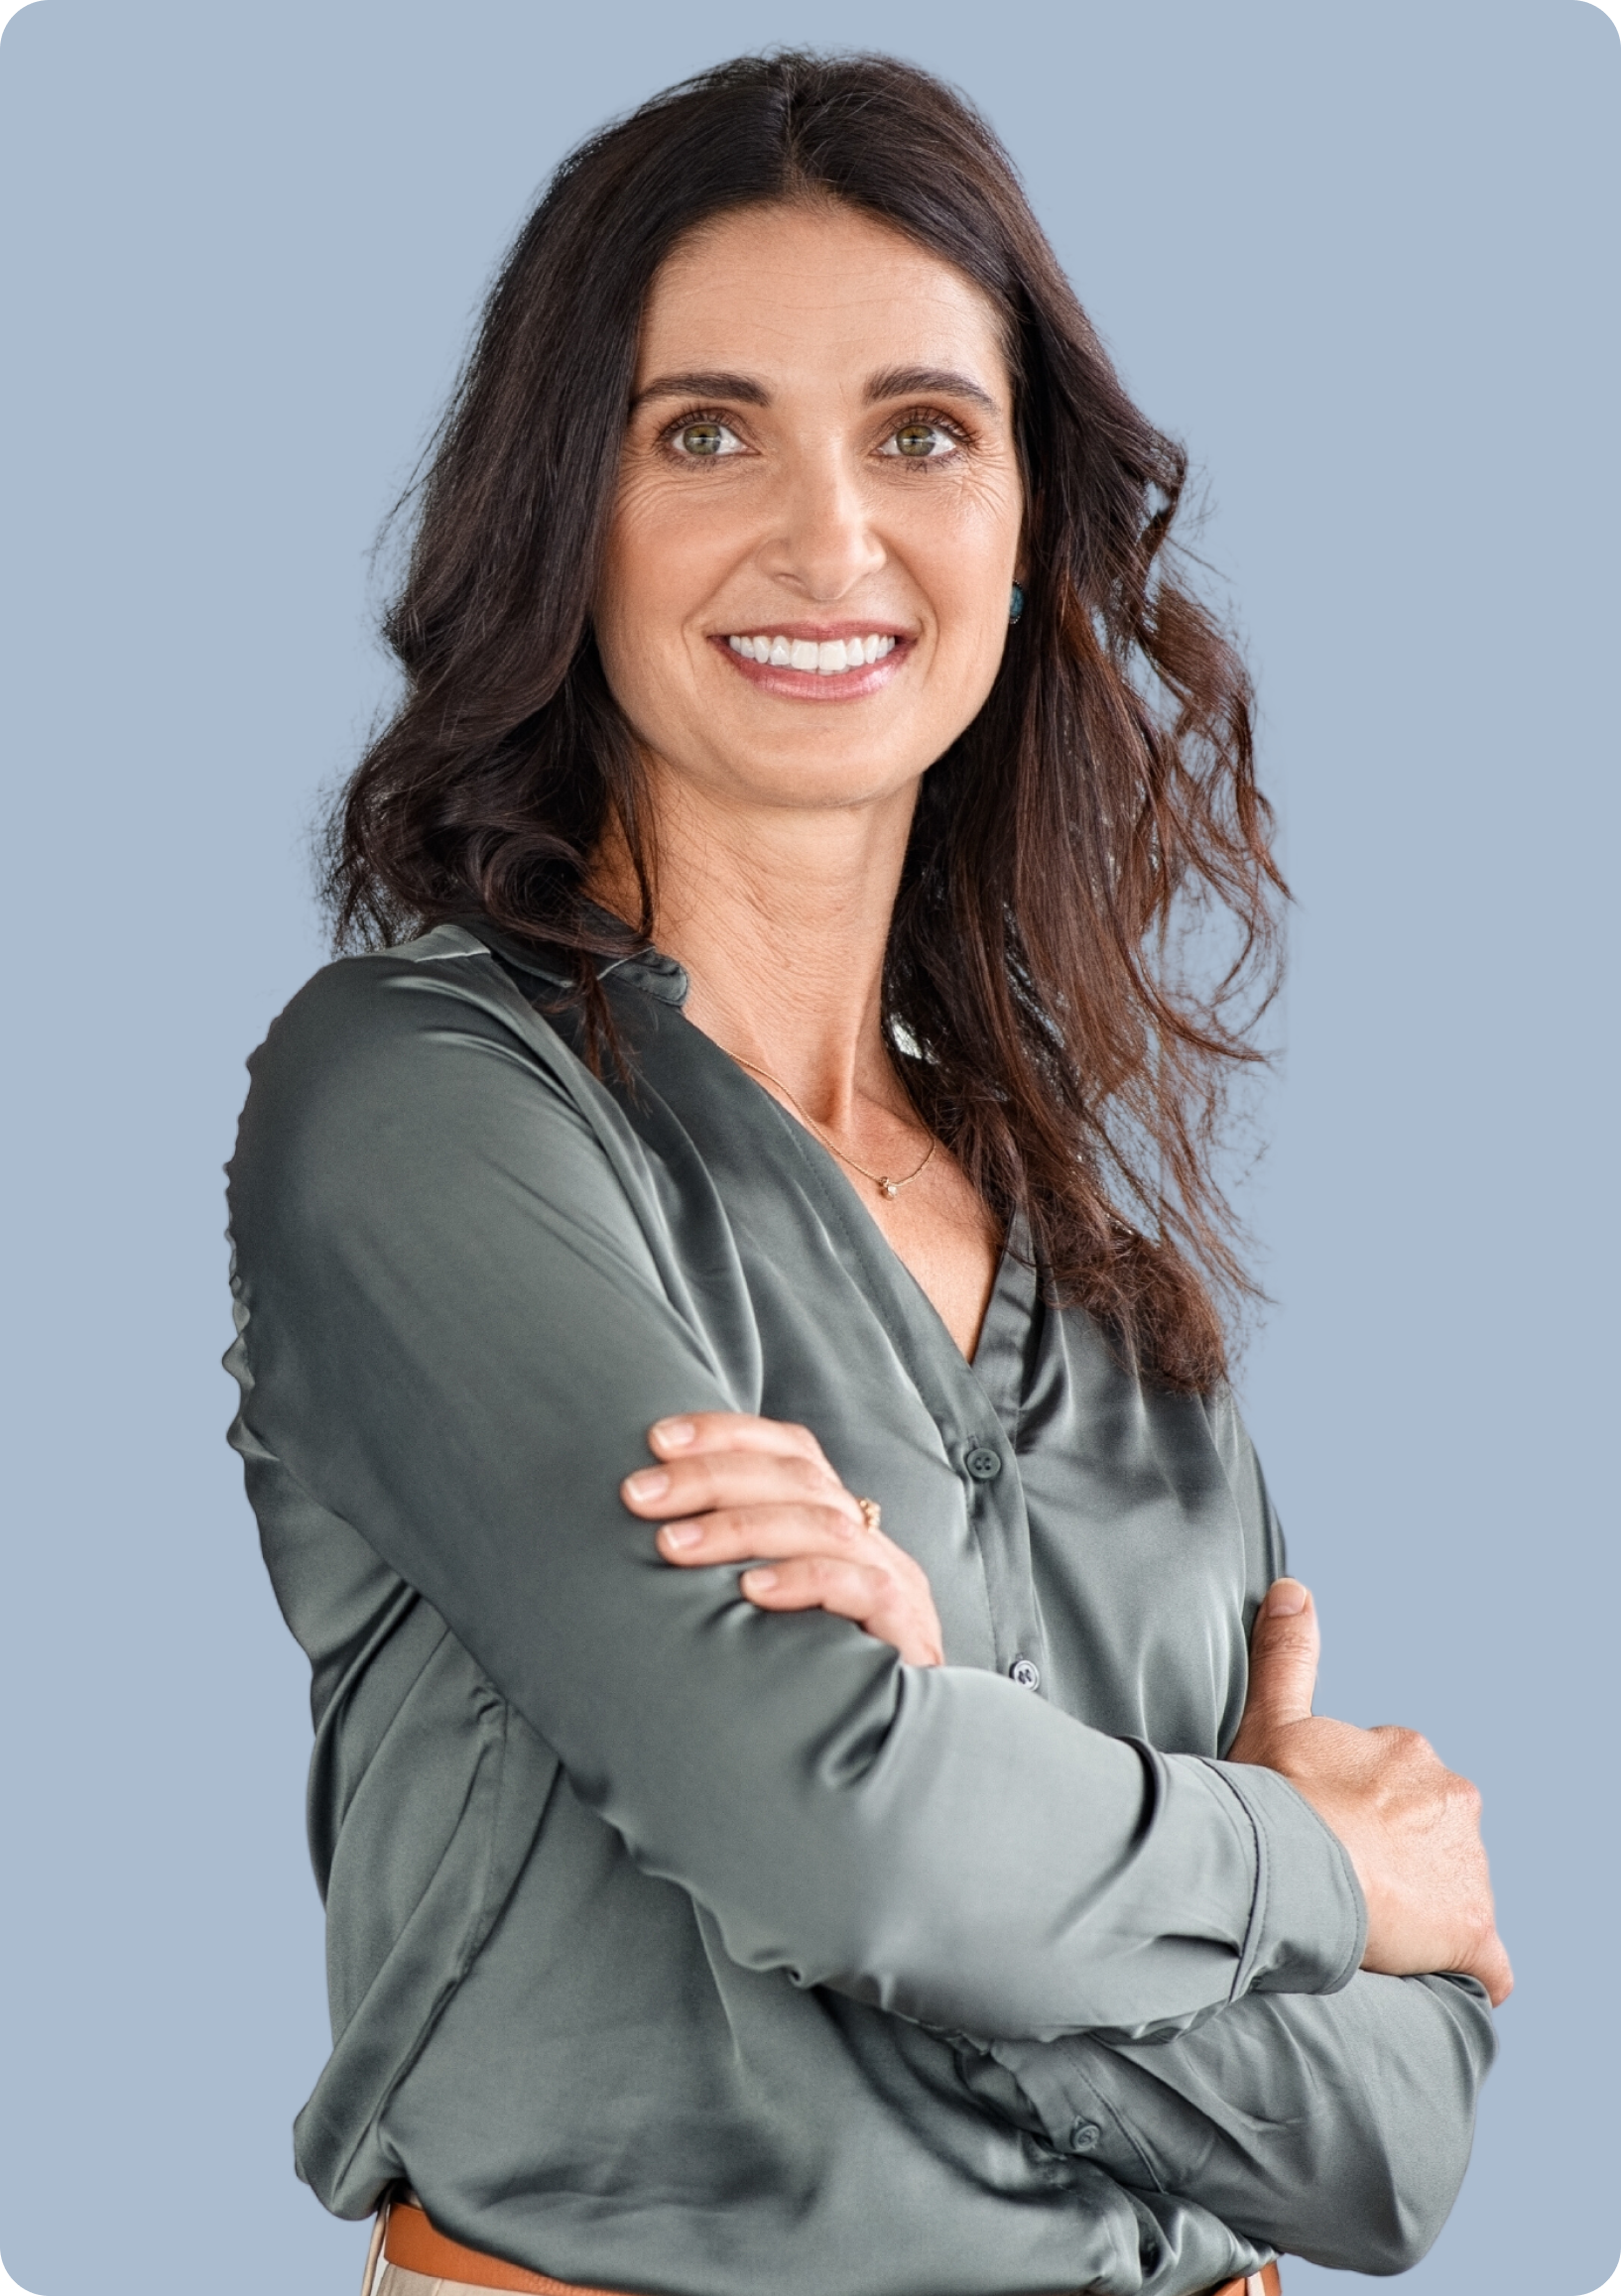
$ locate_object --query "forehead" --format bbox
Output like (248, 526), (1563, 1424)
(636, 201), (1011, 395)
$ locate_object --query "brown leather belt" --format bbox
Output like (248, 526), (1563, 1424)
(383, 2201), (631, 2292)
(380, 2196), (1282, 2296)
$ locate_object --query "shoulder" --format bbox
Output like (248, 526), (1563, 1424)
(226, 930), (682, 1348)
(229, 930), (610, 1231)
(242, 927), (586, 1124)
(252, 925), (546, 1067)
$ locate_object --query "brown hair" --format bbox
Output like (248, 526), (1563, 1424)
(323, 51), (1284, 1392)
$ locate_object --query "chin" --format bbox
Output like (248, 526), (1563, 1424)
(703, 734), (926, 810)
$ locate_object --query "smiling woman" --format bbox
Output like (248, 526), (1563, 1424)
(602, 224), (1021, 767)
(321, 54), (1277, 1391)
(228, 50), (1506, 2296)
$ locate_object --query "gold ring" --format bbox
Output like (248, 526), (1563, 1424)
(856, 1497), (882, 1534)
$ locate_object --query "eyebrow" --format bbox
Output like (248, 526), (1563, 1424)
(632, 370), (769, 410)
(630, 364), (1000, 415)
(863, 365), (1000, 414)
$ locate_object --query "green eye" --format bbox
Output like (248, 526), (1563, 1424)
(678, 420), (727, 456)
(895, 422), (939, 458)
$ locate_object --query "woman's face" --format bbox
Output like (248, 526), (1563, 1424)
(595, 200), (1024, 817)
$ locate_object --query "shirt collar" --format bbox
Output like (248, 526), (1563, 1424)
(454, 911), (690, 1009)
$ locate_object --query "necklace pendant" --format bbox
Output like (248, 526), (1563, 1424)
(879, 1178), (898, 1198)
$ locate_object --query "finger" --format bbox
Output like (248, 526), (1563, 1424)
(740, 1556), (890, 1609)
(740, 1555), (941, 1666)
(657, 1503), (866, 1564)
(623, 1449), (857, 1522)
(646, 1412), (828, 1467)
(1241, 1580), (1321, 1732)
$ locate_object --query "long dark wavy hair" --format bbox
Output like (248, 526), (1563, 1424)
(323, 50), (1285, 1393)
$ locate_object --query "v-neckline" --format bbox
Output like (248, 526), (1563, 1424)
(475, 919), (1041, 1441)
(681, 1015), (1038, 1425)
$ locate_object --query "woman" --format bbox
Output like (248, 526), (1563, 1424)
(225, 52), (1509, 2296)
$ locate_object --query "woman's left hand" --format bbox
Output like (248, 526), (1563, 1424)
(621, 1411), (944, 1666)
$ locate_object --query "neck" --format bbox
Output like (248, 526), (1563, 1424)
(593, 756), (920, 1128)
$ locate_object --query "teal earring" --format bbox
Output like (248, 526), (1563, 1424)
(1009, 583), (1025, 624)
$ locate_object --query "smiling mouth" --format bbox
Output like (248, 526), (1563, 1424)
(726, 632), (899, 676)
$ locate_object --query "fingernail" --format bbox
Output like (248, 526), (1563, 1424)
(742, 1567), (778, 1593)
(1267, 1579), (1309, 1616)
(661, 1521), (701, 1550)
(652, 1418), (695, 1449)
(625, 1469), (670, 1503)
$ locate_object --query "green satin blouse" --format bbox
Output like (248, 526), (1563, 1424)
(224, 922), (1493, 2296)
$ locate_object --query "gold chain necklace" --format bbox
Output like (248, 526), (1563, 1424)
(724, 1051), (937, 1199)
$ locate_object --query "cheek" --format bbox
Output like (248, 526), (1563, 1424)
(597, 494), (670, 645)
(596, 516), (686, 709)
(602, 476), (738, 621)
(595, 497), (728, 737)
(905, 475), (1020, 624)
(928, 529), (1019, 684)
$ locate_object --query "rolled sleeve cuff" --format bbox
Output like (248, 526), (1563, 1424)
(1204, 1758), (1367, 1997)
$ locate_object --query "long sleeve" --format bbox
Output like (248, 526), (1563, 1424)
(960, 1970), (1496, 2273)
(225, 939), (1363, 2048)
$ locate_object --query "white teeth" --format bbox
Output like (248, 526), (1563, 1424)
(727, 633), (898, 673)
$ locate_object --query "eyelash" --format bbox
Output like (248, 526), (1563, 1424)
(656, 405), (974, 464)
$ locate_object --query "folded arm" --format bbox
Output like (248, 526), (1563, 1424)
(946, 1502), (1501, 2270)
(962, 1966), (1494, 2274)
(226, 938), (1363, 2045)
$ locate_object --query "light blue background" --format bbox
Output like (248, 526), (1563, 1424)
(0, 3), (1615, 2291)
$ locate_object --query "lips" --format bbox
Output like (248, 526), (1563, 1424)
(709, 624), (912, 700)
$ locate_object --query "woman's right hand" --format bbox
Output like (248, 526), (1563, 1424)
(1227, 1580), (1514, 2006)
(622, 1411), (945, 1666)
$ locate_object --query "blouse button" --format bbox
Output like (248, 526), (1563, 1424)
(1069, 2119), (1101, 2152)
(1008, 1655), (1041, 1690)
(964, 1445), (1002, 1481)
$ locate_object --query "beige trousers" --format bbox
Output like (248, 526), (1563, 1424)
(362, 2201), (488, 2296)
(376, 2269), (482, 2296)
(361, 2200), (489, 2296)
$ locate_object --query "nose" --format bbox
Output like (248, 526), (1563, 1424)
(756, 442), (886, 604)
